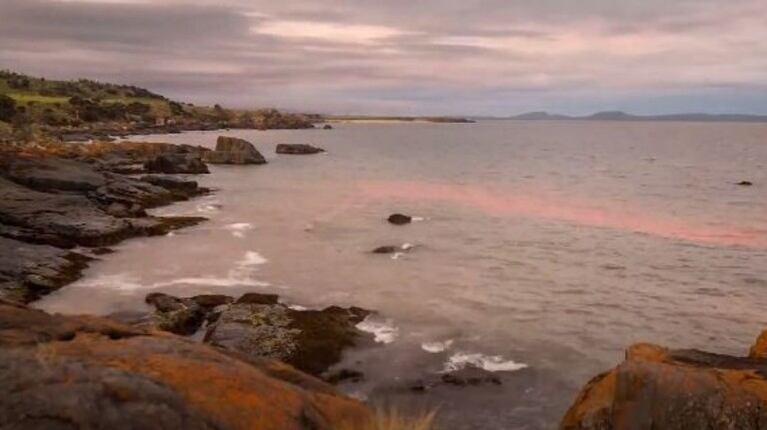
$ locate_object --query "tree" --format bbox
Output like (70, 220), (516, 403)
(0, 94), (17, 122)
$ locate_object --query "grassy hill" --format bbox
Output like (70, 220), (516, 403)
(0, 70), (316, 143)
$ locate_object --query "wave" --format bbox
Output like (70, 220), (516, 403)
(443, 352), (528, 373)
(356, 317), (399, 344)
(421, 339), (454, 353)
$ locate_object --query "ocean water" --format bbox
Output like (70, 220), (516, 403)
(36, 121), (767, 429)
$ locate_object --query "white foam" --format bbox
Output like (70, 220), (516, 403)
(240, 251), (268, 266)
(153, 277), (269, 288)
(225, 223), (254, 238)
(196, 202), (222, 214)
(356, 317), (399, 344)
(288, 304), (309, 311)
(443, 352), (528, 373)
(401, 243), (415, 250)
(391, 252), (404, 260)
(412, 217), (425, 222)
(421, 340), (454, 353)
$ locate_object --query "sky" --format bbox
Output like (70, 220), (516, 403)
(1, 0), (766, 116)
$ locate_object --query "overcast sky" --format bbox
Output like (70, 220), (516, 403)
(1, 0), (766, 115)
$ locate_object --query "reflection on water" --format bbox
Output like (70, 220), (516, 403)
(361, 180), (767, 248)
(35, 121), (767, 429)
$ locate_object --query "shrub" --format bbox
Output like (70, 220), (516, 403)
(0, 94), (16, 122)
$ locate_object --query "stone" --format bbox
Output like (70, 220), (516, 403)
(560, 342), (767, 429)
(738, 181), (754, 186)
(372, 246), (400, 254)
(144, 154), (209, 174)
(203, 295), (372, 376)
(276, 144), (326, 155)
(387, 213), (412, 225)
(204, 136), (267, 165)
(0, 300), (372, 430)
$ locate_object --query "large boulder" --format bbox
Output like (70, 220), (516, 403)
(275, 144), (325, 155)
(0, 299), (372, 430)
(204, 136), (267, 165)
(146, 292), (371, 376)
(561, 342), (767, 429)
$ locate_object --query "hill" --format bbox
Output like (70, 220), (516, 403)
(0, 70), (316, 143)
(506, 110), (767, 123)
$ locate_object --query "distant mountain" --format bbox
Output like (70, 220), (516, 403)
(506, 111), (767, 123)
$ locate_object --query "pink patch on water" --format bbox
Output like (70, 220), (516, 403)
(361, 180), (767, 248)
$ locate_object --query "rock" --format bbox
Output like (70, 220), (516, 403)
(738, 181), (754, 186)
(440, 366), (502, 387)
(144, 154), (209, 174)
(190, 294), (234, 308)
(145, 293), (206, 335)
(236, 292), (280, 305)
(372, 245), (400, 254)
(276, 144), (326, 155)
(0, 176), (204, 248)
(560, 342), (767, 430)
(324, 369), (364, 384)
(323, 124), (333, 130)
(372, 244), (414, 254)
(204, 294), (372, 376)
(204, 136), (267, 165)
(0, 299), (372, 430)
(0, 237), (91, 303)
(91, 247), (115, 256)
(750, 330), (767, 359)
(387, 213), (412, 225)
(1, 157), (107, 192)
(141, 175), (199, 192)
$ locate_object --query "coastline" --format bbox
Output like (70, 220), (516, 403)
(2, 132), (767, 429)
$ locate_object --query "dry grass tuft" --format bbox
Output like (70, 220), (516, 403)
(342, 407), (437, 430)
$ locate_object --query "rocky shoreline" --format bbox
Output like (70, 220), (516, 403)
(3, 137), (767, 429)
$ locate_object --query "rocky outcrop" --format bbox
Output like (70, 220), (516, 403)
(145, 292), (372, 376)
(0, 149), (210, 303)
(144, 154), (210, 174)
(276, 144), (325, 155)
(561, 341), (767, 430)
(749, 330), (767, 359)
(0, 299), (372, 430)
(0, 238), (91, 303)
(204, 136), (267, 165)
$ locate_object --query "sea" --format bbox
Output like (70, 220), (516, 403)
(36, 120), (767, 429)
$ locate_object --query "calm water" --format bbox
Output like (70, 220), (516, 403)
(37, 121), (767, 429)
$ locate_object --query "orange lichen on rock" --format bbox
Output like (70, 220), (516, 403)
(750, 330), (767, 359)
(561, 337), (767, 430)
(0, 299), (371, 430)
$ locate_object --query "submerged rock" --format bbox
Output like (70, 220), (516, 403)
(737, 180), (754, 186)
(276, 143), (326, 155)
(388, 213), (413, 225)
(0, 299), (372, 430)
(323, 124), (333, 130)
(204, 136), (267, 165)
(372, 245), (400, 254)
(561, 341), (767, 429)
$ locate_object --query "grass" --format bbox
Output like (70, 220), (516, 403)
(341, 407), (438, 430)
(7, 93), (69, 105)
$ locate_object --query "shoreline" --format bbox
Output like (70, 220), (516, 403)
(2, 135), (767, 429)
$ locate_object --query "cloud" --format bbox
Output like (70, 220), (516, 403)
(1, 0), (766, 114)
